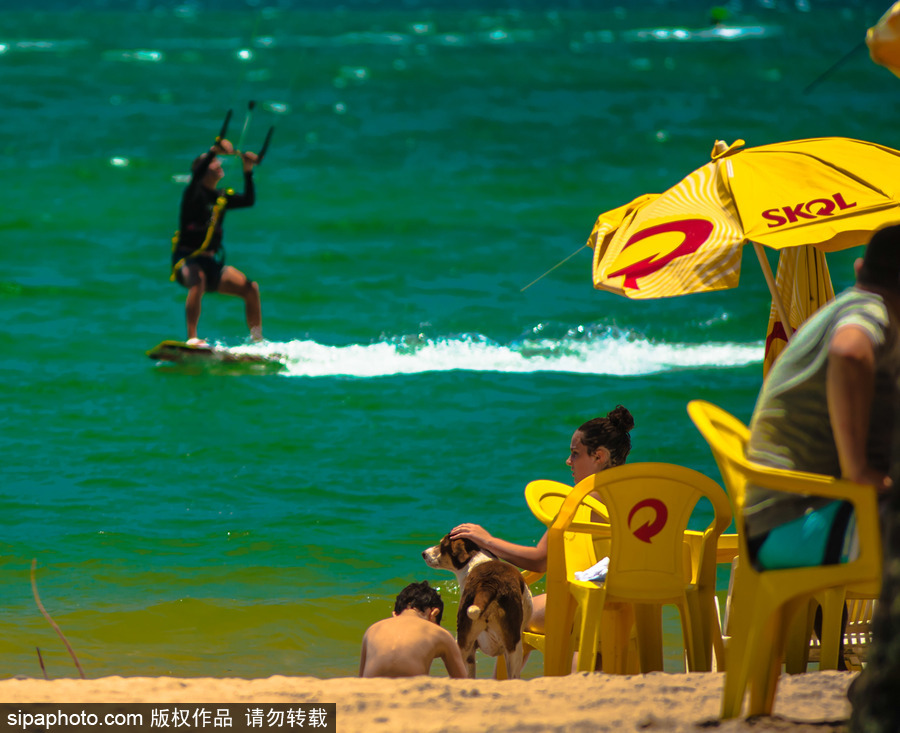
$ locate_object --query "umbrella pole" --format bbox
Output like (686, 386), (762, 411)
(752, 242), (793, 339)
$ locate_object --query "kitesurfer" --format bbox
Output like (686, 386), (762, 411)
(171, 137), (261, 344)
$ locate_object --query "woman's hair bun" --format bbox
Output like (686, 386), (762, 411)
(607, 405), (634, 433)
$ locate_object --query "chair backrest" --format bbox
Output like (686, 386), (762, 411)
(548, 463), (732, 602)
(525, 480), (609, 526)
(686, 401), (750, 510)
(687, 399), (882, 589)
(686, 400), (754, 564)
(525, 478), (611, 583)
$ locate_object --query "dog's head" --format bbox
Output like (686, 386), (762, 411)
(422, 533), (483, 571)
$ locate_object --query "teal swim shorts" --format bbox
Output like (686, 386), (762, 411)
(751, 500), (856, 571)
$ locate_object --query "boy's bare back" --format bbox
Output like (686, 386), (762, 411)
(359, 610), (467, 678)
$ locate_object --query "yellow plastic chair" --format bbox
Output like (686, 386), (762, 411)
(525, 477), (610, 527)
(684, 530), (739, 670)
(783, 580), (880, 673)
(522, 476), (735, 675)
(687, 399), (883, 719)
(538, 463), (731, 676)
(567, 464), (732, 675)
(842, 597), (878, 671)
(519, 478), (617, 671)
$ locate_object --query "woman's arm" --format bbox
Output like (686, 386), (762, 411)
(450, 524), (548, 573)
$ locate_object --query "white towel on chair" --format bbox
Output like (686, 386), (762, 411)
(574, 556), (609, 583)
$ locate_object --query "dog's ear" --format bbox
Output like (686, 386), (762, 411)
(449, 537), (480, 569)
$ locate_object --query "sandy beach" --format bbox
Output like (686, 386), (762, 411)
(0, 671), (853, 732)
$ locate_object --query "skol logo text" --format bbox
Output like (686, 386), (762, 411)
(607, 219), (714, 290)
(761, 193), (857, 228)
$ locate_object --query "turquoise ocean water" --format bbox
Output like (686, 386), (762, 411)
(1, 0), (895, 680)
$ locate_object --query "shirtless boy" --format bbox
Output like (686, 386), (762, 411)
(359, 581), (467, 678)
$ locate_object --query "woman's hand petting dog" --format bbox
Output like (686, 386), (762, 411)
(450, 523), (494, 548)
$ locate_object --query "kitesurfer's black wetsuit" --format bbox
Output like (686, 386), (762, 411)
(172, 151), (255, 291)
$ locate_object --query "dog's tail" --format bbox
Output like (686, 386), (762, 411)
(466, 597), (507, 622)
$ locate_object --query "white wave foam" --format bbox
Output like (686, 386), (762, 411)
(621, 25), (779, 43)
(230, 332), (763, 378)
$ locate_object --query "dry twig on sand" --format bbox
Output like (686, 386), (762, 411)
(30, 558), (85, 679)
(35, 647), (48, 680)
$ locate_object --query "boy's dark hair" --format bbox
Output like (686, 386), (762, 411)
(394, 581), (444, 624)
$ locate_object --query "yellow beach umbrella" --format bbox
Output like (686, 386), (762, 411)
(762, 246), (834, 375)
(588, 137), (900, 371)
(867, 2), (900, 78)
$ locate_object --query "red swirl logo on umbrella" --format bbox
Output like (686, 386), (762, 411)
(607, 219), (715, 290)
(628, 498), (668, 543)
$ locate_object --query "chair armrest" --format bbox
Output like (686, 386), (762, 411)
(741, 461), (879, 506)
(565, 521), (613, 538)
(734, 458), (882, 582)
(715, 533), (739, 564)
(522, 570), (544, 585)
(551, 474), (616, 532)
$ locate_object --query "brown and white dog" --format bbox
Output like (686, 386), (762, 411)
(422, 534), (533, 679)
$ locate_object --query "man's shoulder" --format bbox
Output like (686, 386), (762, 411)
(831, 287), (892, 339)
(834, 286), (888, 312)
(787, 287), (891, 346)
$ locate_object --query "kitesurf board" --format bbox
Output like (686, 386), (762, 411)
(147, 340), (284, 369)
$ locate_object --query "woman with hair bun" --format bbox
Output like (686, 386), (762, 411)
(450, 405), (635, 636)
